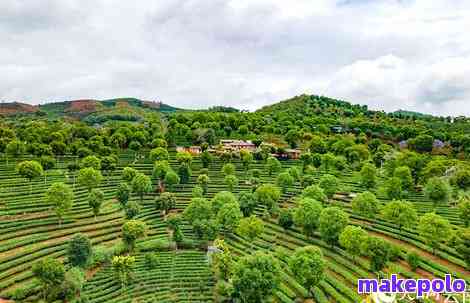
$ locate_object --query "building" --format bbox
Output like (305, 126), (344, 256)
(176, 146), (202, 154)
(219, 140), (256, 152)
(286, 149), (301, 159)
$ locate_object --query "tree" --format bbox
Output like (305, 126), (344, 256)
(155, 192), (176, 215)
(67, 233), (92, 268)
(88, 188), (104, 219)
(239, 192), (257, 217)
(116, 182), (131, 208)
(360, 163), (377, 187)
(276, 171), (294, 193)
(418, 213), (451, 253)
(6, 139), (26, 162)
(149, 147), (169, 162)
(224, 174), (239, 192)
(152, 160), (170, 192)
(231, 252), (281, 303)
(32, 257), (65, 301)
(122, 220), (146, 252)
(131, 172), (152, 202)
(363, 237), (391, 272)
(46, 182), (74, 225)
(164, 169), (180, 192)
(222, 163), (236, 176)
(394, 166), (413, 191)
(184, 197), (212, 223)
(451, 168), (470, 190)
(424, 177), (451, 207)
(381, 200), (417, 231)
(293, 198), (323, 237)
(288, 246), (325, 296)
(456, 229), (470, 269)
(112, 255), (135, 287)
(406, 251), (421, 272)
(265, 156), (281, 176)
(122, 166), (138, 183)
(319, 174), (339, 198)
(278, 208), (294, 230)
(78, 167), (103, 192)
(237, 215), (264, 241)
(197, 174), (210, 195)
(351, 191), (379, 218)
(200, 151), (212, 168)
(80, 155), (101, 170)
(240, 150), (253, 173)
(124, 201), (141, 219)
(301, 185), (327, 205)
(217, 201), (242, 234)
(101, 155), (117, 181)
(384, 177), (403, 200)
(458, 197), (470, 227)
(193, 219), (219, 242)
(16, 160), (43, 193)
(192, 185), (204, 198)
(300, 152), (313, 172)
(40, 155), (55, 183)
(339, 226), (367, 261)
(178, 163), (191, 184)
(176, 151), (193, 165)
(319, 207), (349, 246)
(211, 191), (237, 214)
(254, 184), (281, 213)
(409, 134), (434, 153)
(62, 267), (85, 302)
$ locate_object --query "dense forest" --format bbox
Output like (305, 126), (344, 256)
(0, 94), (469, 303)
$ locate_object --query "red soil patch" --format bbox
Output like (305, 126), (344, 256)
(0, 102), (38, 116)
(65, 99), (98, 113)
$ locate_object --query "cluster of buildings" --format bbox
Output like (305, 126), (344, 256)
(176, 139), (301, 160)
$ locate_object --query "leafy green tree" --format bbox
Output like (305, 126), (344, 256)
(183, 197), (212, 223)
(122, 220), (146, 252)
(155, 192), (176, 215)
(176, 151), (193, 165)
(394, 166), (414, 191)
(16, 160), (43, 193)
(149, 147), (169, 162)
(164, 169), (180, 192)
(62, 267), (85, 302)
(78, 167), (103, 192)
(222, 163), (236, 176)
(116, 182), (131, 208)
(319, 174), (339, 198)
(193, 219), (219, 241)
(276, 171), (294, 193)
(254, 184), (281, 213)
(456, 230), (470, 269)
(131, 172), (152, 202)
(88, 188), (104, 219)
(363, 237), (391, 272)
(122, 166), (138, 183)
(418, 213), (451, 253)
(46, 182), (74, 225)
(224, 174), (239, 192)
(319, 207), (349, 246)
(278, 208), (294, 230)
(239, 192), (257, 217)
(177, 163), (191, 184)
(424, 177), (451, 207)
(265, 156), (281, 176)
(212, 191), (238, 214)
(152, 160), (170, 192)
(112, 255), (135, 287)
(300, 152), (313, 172)
(360, 163), (377, 187)
(217, 201), (242, 234)
(339, 225), (368, 261)
(237, 215), (264, 241)
(101, 155), (117, 181)
(381, 200), (418, 231)
(384, 177), (403, 200)
(458, 197), (470, 227)
(32, 257), (65, 301)
(39, 155), (55, 183)
(200, 151), (212, 168)
(406, 251), (421, 272)
(67, 233), (92, 268)
(192, 185), (204, 198)
(80, 155), (101, 170)
(231, 252), (281, 303)
(197, 174), (210, 195)
(288, 246), (325, 296)
(451, 168), (470, 190)
(409, 134), (434, 153)
(240, 150), (253, 173)
(351, 191), (379, 218)
(301, 185), (327, 205)
(6, 139), (26, 162)
(293, 198), (323, 237)
(124, 201), (141, 219)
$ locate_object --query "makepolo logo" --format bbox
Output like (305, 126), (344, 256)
(358, 274), (467, 302)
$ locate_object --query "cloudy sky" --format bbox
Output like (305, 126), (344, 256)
(1, 0), (470, 116)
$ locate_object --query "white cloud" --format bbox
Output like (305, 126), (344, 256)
(0, 0), (469, 116)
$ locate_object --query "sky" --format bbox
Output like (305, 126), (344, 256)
(1, 0), (470, 116)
